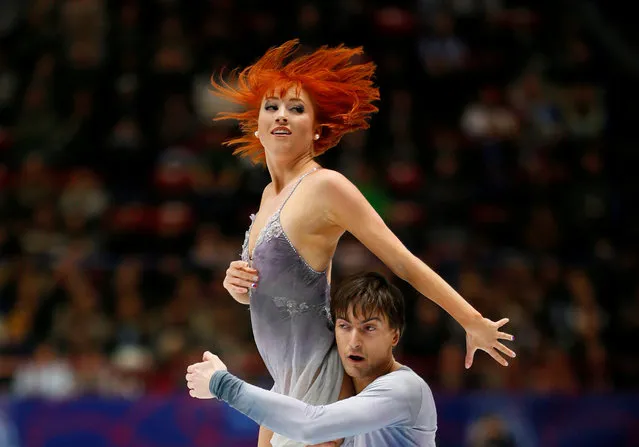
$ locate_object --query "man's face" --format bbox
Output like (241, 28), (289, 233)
(335, 305), (399, 381)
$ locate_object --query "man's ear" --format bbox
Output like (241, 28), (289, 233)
(391, 329), (400, 347)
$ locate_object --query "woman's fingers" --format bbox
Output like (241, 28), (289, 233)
(486, 347), (509, 367)
(227, 267), (258, 283)
(494, 342), (516, 359)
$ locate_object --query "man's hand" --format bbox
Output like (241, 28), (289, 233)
(185, 351), (228, 399)
(307, 440), (343, 446)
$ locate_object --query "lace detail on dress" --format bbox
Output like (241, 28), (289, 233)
(254, 211), (283, 254)
(273, 296), (330, 318)
(243, 211), (284, 262)
(240, 214), (255, 262)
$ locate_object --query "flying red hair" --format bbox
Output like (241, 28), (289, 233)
(210, 39), (380, 164)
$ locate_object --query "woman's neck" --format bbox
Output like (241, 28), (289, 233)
(265, 154), (320, 193)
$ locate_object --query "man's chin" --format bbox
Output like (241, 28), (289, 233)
(343, 363), (366, 379)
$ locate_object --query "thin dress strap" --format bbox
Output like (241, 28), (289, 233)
(277, 167), (319, 213)
(247, 166), (320, 264)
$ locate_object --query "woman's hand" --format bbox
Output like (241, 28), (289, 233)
(464, 317), (516, 368)
(223, 260), (258, 304)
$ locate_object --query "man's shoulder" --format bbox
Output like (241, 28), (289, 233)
(368, 366), (429, 397)
(390, 367), (437, 427)
(395, 367), (431, 393)
(392, 365), (428, 383)
(358, 366), (437, 434)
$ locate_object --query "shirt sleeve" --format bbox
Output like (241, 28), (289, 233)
(210, 370), (419, 445)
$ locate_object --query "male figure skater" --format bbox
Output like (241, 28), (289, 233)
(187, 272), (466, 446)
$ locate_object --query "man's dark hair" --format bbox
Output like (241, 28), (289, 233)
(330, 272), (405, 337)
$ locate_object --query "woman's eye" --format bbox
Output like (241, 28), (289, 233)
(291, 105), (304, 113)
(265, 104), (278, 111)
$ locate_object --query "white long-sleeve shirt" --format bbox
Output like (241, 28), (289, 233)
(210, 365), (437, 446)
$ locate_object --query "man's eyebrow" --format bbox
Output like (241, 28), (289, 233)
(361, 317), (382, 324)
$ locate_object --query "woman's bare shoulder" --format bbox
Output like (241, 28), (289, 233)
(309, 168), (352, 190)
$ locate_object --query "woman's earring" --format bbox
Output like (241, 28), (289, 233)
(254, 131), (259, 137)
(314, 134), (320, 140)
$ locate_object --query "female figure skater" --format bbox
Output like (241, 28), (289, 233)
(216, 40), (515, 447)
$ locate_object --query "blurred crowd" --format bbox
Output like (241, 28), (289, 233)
(0, 0), (637, 401)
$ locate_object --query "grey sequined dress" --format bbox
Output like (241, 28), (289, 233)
(240, 168), (344, 447)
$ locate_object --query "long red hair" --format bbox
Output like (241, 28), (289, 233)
(210, 39), (380, 164)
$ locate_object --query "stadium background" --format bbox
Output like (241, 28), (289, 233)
(1, 0), (638, 446)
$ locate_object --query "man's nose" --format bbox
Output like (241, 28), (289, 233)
(349, 332), (362, 349)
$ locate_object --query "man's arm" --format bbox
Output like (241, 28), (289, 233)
(210, 371), (417, 445)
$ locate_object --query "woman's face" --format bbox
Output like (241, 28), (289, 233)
(257, 87), (318, 160)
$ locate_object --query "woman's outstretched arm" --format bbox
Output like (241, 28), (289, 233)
(317, 170), (516, 368)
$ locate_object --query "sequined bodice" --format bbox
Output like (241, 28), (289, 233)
(238, 168), (339, 401)
(241, 209), (329, 316)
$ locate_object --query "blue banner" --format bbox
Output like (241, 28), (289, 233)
(1, 393), (638, 447)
